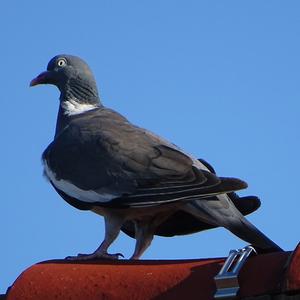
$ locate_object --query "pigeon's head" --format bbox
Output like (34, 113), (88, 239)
(30, 54), (100, 104)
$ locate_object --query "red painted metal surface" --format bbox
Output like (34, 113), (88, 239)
(284, 243), (300, 292)
(6, 247), (299, 300)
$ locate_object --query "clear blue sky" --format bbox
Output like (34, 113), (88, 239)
(1, 1), (299, 294)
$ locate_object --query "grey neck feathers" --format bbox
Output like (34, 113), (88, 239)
(61, 77), (101, 105)
(55, 105), (69, 138)
(55, 77), (102, 138)
(54, 103), (102, 138)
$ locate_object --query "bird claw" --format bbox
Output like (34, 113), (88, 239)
(65, 251), (124, 261)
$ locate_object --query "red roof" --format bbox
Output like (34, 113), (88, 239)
(6, 243), (300, 300)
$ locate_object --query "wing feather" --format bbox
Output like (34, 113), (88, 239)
(43, 107), (247, 207)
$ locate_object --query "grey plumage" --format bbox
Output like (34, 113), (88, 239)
(30, 54), (282, 259)
(121, 160), (262, 238)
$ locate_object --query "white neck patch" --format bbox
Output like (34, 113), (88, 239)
(61, 99), (98, 116)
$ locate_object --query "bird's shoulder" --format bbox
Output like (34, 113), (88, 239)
(43, 106), (205, 186)
(52, 106), (193, 172)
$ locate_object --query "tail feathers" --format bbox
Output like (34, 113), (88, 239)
(225, 217), (283, 253)
(185, 196), (283, 253)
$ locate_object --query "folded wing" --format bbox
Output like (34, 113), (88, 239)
(43, 108), (247, 208)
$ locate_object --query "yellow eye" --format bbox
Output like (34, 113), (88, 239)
(57, 59), (66, 67)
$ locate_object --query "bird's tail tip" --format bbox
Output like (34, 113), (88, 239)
(219, 177), (248, 193)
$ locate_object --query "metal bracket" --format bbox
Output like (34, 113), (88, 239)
(214, 245), (257, 299)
